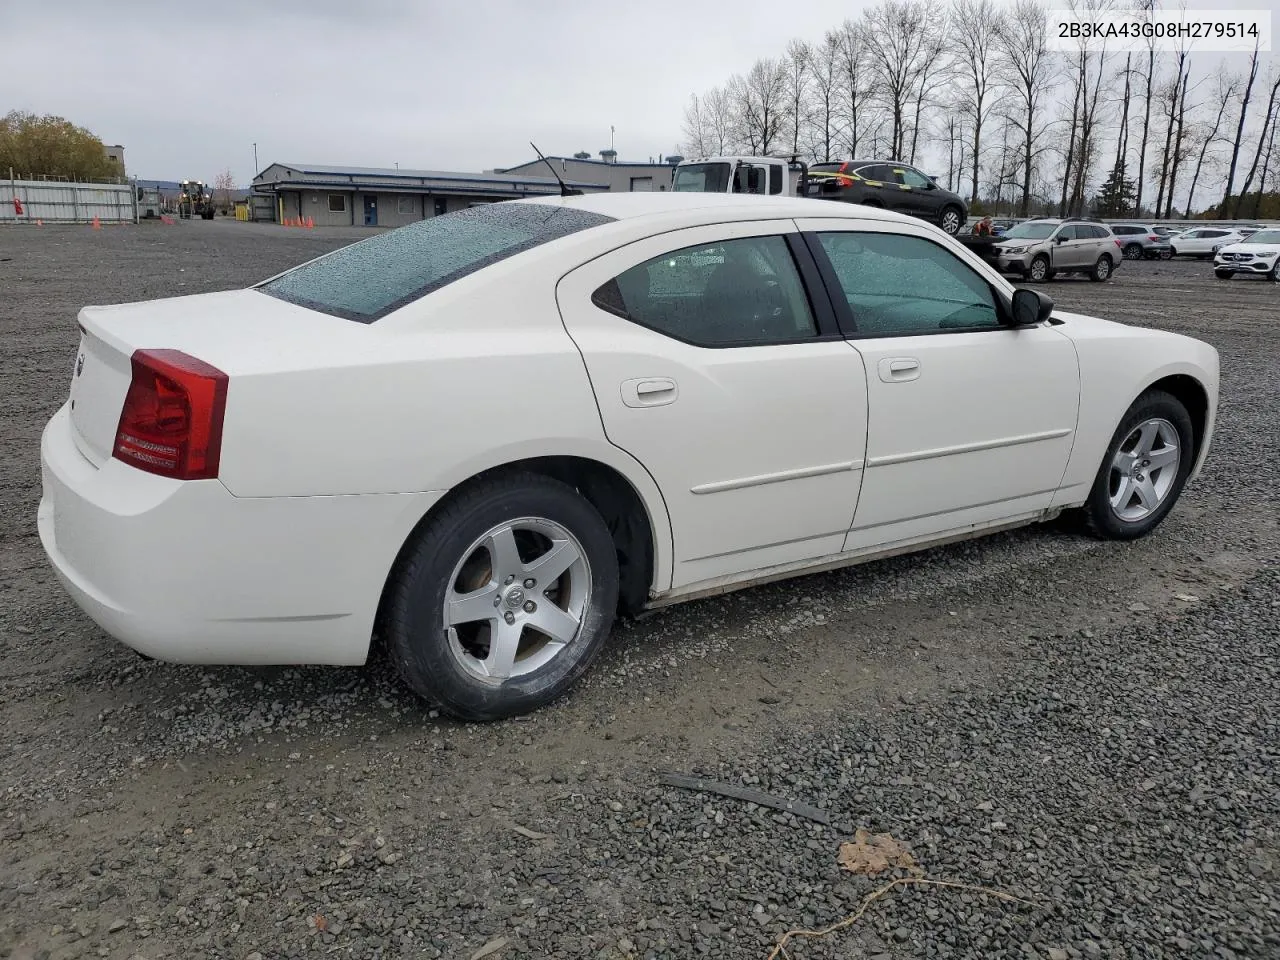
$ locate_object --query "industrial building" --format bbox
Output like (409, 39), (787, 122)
(251, 162), (606, 227)
(495, 150), (683, 193)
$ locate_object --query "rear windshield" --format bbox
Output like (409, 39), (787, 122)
(257, 203), (615, 322)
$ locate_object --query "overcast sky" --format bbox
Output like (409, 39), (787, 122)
(4, 0), (1273, 189)
(4, 0), (872, 183)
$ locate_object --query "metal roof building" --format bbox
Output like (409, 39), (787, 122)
(495, 153), (683, 194)
(251, 162), (606, 226)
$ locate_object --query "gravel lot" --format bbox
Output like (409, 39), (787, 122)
(1, 219), (1276, 960)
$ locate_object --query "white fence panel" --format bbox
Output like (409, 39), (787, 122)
(1, 178), (136, 224)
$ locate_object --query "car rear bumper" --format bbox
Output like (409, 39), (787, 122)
(38, 403), (440, 665)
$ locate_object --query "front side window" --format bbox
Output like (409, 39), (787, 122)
(259, 204), (614, 322)
(897, 167), (931, 188)
(816, 231), (1001, 336)
(591, 235), (816, 346)
(1057, 225), (1079, 241)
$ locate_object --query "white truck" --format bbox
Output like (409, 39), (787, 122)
(671, 156), (805, 197)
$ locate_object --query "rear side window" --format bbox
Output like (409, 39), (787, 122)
(591, 235), (817, 346)
(257, 204), (614, 322)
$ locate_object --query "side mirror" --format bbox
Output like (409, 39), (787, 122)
(1011, 288), (1054, 327)
(1054, 234), (1067, 243)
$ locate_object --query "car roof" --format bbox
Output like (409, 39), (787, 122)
(518, 191), (926, 229)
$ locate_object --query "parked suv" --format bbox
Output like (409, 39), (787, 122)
(992, 218), (1123, 282)
(1169, 227), (1245, 258)
(806, 160), (968, 235)
(1110, 223), (1172, 260)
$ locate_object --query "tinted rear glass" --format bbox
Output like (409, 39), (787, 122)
(257, 203), (614, 322)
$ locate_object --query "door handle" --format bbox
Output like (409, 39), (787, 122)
(878, 357), (920, 383)
(622, 377), (678, 408)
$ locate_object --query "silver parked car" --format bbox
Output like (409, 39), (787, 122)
(1110, 223), (1173, 261)
(992, 218), (1124, 282)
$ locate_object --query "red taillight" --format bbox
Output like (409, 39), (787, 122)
(1148, 235), (1159, 242)
(1114, 239), (1123, 248)
(113, 349), (228, 480)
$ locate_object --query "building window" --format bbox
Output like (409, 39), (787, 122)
(397, 196), (415, 215)
(434, 198), (448, 216)
(328, 194), (347, 213)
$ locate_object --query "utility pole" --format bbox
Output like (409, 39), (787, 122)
(252, 142), (258, 176)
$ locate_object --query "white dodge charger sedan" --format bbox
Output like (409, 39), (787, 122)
(39, 194), (1219, 720)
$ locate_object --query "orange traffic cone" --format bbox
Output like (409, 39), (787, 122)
(306, 216), (313, 229)
(92, 216), (101, 230)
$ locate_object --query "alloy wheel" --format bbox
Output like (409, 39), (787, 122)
(1109, 418), (1180, 523)
(443, 517), (592, 683)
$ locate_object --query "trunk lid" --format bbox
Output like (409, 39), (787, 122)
(67, 289), (373, 468)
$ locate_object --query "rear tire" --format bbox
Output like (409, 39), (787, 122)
(1090, 255), (1113, 282)
(383, 472), (619, 721)
(1082, 390), (1194, 541)
(1123, 243), (1143, 261)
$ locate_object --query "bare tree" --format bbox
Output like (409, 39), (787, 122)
(995, 0), (1057, 216)
(680, 87), (736, 156)
(731, 59), (789, 156)
(808, 32), (842, 161)
(1184, 67), (1240, 217)
(1250, 103), (1279, 218)
(834, 18), (877, 158)
(1059, 61), (1083, 216)
(906, 14), (950, 164)
(1164, 59), (1196, 218)
(782, 39), (811, 157)
(1064, 0), (1114, 217)
(1235, 70), (1280, 217)
(680, 94), (712, 158)
(1132, 0), (1159, 215)
(1221, 38), (1262, 215)
(213, 168), (236, 213)
(862, 0), (937, 159)
(952, 0), (1005, 202)
(1107, 53), (1134, 213)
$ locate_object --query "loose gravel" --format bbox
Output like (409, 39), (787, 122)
(1, 221), (1277, 960)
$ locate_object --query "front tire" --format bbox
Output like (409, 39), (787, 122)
(939, 206), (963, 235)
(1090, 255), (1113, 282)
(1082, 390), (1194, 540)
(1215, 269), (1232, 280)
(1028, 254), (1051, 282)
(383, 472), (619, 721)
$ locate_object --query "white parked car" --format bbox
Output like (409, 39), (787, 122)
(1213, 227), (1280, 281)
(1169, 227), (1245, 258)
(39, 194), (1219, 720)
